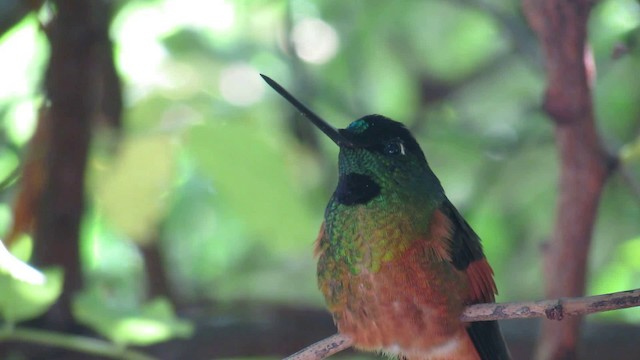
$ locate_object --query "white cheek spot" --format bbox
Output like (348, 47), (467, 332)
(399, 143), (406, 155)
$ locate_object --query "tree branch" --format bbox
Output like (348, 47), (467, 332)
(283, 334), (353, 360)
(0, 326), (155, 360)
(459, 289), (640, 322)
(285, 288), (640, 360)
(522, 1), (611, 359)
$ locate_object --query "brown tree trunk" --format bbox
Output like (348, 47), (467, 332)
(31, 0), (117, 328)
(522, 1), (612, 359)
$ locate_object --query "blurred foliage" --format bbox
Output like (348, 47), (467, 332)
(0, 266), (62, 324)
(0, 0), (639, 357)
(92, 133), (178, 243)
(74, 290), (192, 346)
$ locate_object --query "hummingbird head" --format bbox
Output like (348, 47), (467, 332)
(261, 74), (443, 205)
(336, 114), (427, 173)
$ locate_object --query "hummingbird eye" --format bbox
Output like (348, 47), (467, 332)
(383, 141), (405, 156)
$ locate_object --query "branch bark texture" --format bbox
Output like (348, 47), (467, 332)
(522, 1), (610, 360)
(283, 334), (352, 360)
(459, 289), (640, 322)
(285, 289), (640, 360)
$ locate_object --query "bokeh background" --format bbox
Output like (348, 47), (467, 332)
(0, 0), (639, 359)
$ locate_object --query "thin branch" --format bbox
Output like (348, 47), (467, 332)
(0, 326), (156, 360)
(285, 288), (640, 360)
(283, 334), (353, 360)
(459, 289), (640, 322)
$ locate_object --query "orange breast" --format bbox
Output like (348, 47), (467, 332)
(321, 239), (479, 360)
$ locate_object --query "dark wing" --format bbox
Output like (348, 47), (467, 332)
(440, 199), (511, 360)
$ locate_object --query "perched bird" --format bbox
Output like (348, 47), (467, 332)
(261, 74), (510, 360)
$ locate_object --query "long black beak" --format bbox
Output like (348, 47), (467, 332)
(260, 74), (355, 148)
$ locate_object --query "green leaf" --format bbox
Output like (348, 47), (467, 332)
(619, 236), (640, 271)
(186, 121), (318, 251)
(595, 55), (640, 144)
(0, 267), (63, 324)
(91, 134), (177, 243)
(73, 289), (193, 346)
(620, 137), (640, 164)
(116, 298), (193, 345)
(406, 1), (506, 81)
(9, 235), (33, 262)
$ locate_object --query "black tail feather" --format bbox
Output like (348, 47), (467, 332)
(467, 320), (511, 360)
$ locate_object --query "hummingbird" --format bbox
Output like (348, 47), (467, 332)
(261, 74), (510, 360)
